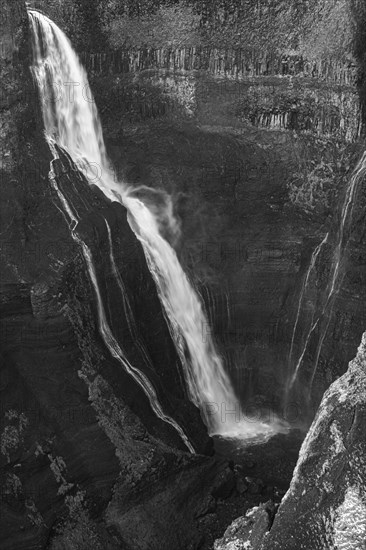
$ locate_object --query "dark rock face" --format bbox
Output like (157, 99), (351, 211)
(0, 3), (227, 549)
(352, 0), (366, 128)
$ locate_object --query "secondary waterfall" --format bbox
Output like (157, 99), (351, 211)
(28, 9), (258, 437)
(286, 152), (366, 402)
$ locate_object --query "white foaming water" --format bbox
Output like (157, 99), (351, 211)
(29, 10), (117, 198)
(125, 195), (243, 433)
(28, 10), (283, 439)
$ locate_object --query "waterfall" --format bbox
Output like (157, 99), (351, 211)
(28, 10), (256, 437)
(124, 195), (241, 432)
(28, 10), (117, 201)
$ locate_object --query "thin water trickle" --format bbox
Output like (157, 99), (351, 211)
(287, 234), (329, 373)
(285, 234), (328, 400)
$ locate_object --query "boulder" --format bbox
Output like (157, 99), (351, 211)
(214, 501), (275, 550)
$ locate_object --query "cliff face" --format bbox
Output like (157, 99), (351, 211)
(0, 3), (226, 549)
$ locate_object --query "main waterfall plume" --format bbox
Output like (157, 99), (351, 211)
(28, 9), (253, 437)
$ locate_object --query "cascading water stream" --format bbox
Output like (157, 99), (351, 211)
(285, 233), (329, 395)
(288, 234), (329, 366)
(28, 9), (267, 438)
(29, 10), (116, 199)
(125, 196), (241, 432)
(47, 140), (194, 453)
(105, 219), (157, 374)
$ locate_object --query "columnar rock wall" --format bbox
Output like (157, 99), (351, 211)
(81, 48), (358, 86)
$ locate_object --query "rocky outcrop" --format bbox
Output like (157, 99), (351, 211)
(213, 332), (366, 549)
(214, 501), (275, 550)
(259, 332), (366, 549)
(49, 145), (210, 452)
